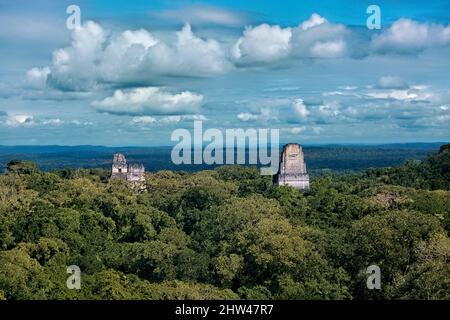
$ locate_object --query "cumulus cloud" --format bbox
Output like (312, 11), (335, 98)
(30, 15), (450, 94)
(292, 14), (351, 58)
(292, 99), (310, 120)
(232, 24), (292, 64)
(38, 21), (232, 91)
(25, 67), (50, 89)
(99, 29), (159, 83)
(47, 21), (106, 91)
(229, 14), (351, 64)
(161, 24), (232, 75)
(300, 13), (327, 30)
(24, 15), (450, 104)
(33, 13), (358, 84)
(372, 18), (450, 53)
(92, 87), (204, 116)
(315, 101), (342, 119)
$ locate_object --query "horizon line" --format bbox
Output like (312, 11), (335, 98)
(0, 141), (447, 149)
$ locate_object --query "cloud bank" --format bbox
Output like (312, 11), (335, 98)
(92, 87), (204, 116)
(29, 14), (450, 94)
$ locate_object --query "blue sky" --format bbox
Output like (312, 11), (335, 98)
(0, 0), (449, 146)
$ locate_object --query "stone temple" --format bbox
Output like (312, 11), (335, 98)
(274, 143), (310, 190)
(111, 153), (145, 183)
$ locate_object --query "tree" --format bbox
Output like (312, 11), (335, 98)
(345, 210), (443, 299)
(6, 160), (40, 175)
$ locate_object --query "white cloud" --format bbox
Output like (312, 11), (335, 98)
(70, 120), (94, 126)
(47, 21), (106, 91)
(290, 126), (307, 134)
(367, 89), (431, 101)
(377, 76), (408, 89)
(1, 114), (96, 128)
(339, 86), (358, 90)
(131, 116), (157, 124)
(160, 115), (183, 123)
(92, 87), (204, 116)
(41, 118), (63, 126)
(292, 14), (351, 58)
(183, 114), (208, 121)
(237, 112), (259, 122)
(232, 24), (292, 64)
(41, 22), (231, 91)
(162, 24), (231, 75)
(32, 15), (450, 95)
(100, 29), (159, 82)
(323, 91), (345, 96)
(316, 102), (341, 118)
(372, 18), (450, 53)
(5, 114), (34, 127)
(300, 13), (327, 30)
(236, 107), (278, 122)
(25, 67), (50, 89)
(25, 16), (450, 101)
(310, 39), (347, 58)
(132, 114), (207, 125)
(292, 99), (310, 120)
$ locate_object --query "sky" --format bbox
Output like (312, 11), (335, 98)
(0, 0), (449, 146)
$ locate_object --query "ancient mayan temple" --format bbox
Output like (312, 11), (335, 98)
(111, 153), (145, 183)
(274, 143), (310, 190)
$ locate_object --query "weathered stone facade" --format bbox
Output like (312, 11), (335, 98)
(111, 153), (145, 183)
(274, 143), (310, 190)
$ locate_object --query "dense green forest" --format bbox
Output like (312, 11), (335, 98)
(0, 144), (449, 300)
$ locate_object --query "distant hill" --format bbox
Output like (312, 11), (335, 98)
(366, 143), (450, 190)
(0, 143), (445, 174)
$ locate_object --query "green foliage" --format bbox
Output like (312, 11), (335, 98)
(365, 145), (450, 190)
(6, 160), (40, 175)
(0, 146), (449, 300)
